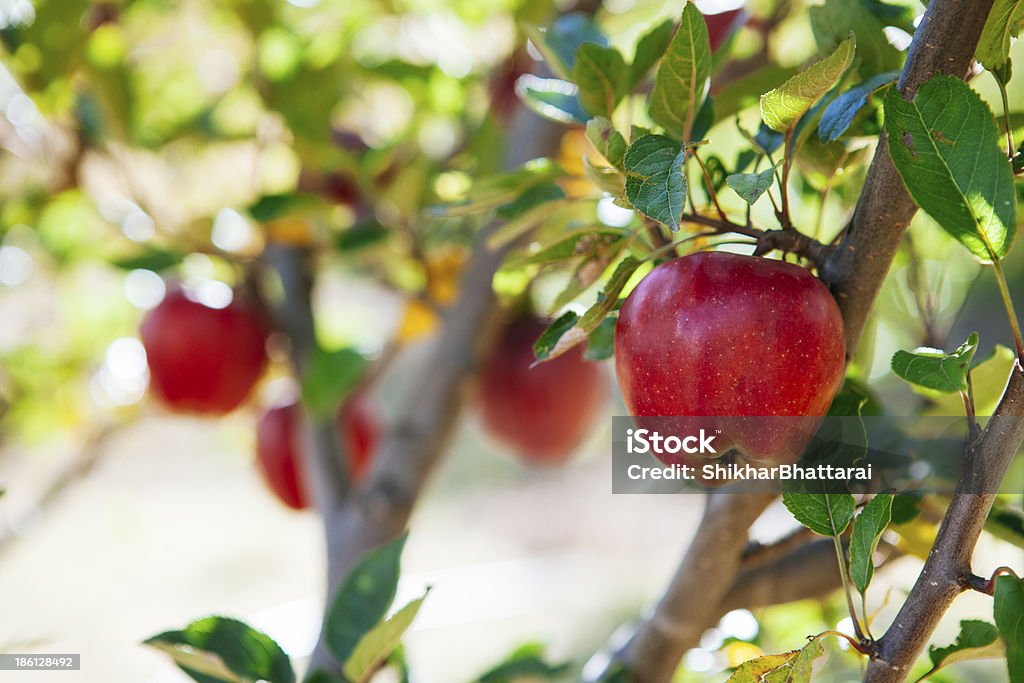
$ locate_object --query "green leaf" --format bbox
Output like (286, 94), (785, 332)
(849, 493), (893, 594)
(515, 76), (589, 124)
(726, 651), (800, 683)
(924, 620), (1003, 679)
(629, 19), (675, 88)
(247, 193), (320, 223)
(342, 595), (427, 683)
(548, 234), (633, 311)
(713, 65), (798, 123)
(884, 75), (1017, 261)
(111, 247), (183, 273)
(573, 44), (629, 118)
(586, 117), (627, 169)
(890, 492), (923, 525)
(921, 344), (1017, 416)
(783, 489), (856, 538)
(986, 499), (1024, 548)
(301, 347), (369, 421)
(995, 575), (1024, 683)
(818, 71), (898, 143)
(585, 317), (616, 361)
(495, 182), (566, 220)
(510, 229), (624, 267)
(649, 3), (712, 142)
(436, 159), (566, 217)
(537, 257), (642, 363)
(810, 0), (902, 77)
(890, 332), (979, 394)
(523, 13), (607, 81)
(144, 617), (295, 683)
(533, 311), (580, 362)
(760, 36), (856, 133)
(977, 0), (1024, 71)
(335, 220), (389, 252)
(725, 166), (776, 205)
(726, 637), (825, 683)
(475, 642), (571, 682)
(324, 533), (407, 665)
(623, 135), (686, 231)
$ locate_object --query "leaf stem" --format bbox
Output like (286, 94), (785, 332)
(832, 533), (868, 644)
(818, 630), (872, 655)
(691, 151), (729, 222)
(995, 72), (1015, 158)
(990, 257), (1024, 360)
(779, 130), (796, 230)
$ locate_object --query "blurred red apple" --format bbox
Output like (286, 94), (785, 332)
(255, 396), (380, 510)
(141, 289), (268, 415)
(479, 316), (607, 464)
(615, 252), (844, 474)
(703, 6), (747, 52)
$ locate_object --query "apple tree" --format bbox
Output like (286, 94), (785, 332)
(0, 0), (1022, 682)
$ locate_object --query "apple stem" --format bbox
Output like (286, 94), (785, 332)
(991, 258), (1024, 361)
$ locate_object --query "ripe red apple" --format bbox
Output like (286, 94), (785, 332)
(478, 316), (607, 464)
(141, 289), (269, 415)
(703, 6), (747, 52)
(255, 396), (380, 510)
(615, 252), (844, 475)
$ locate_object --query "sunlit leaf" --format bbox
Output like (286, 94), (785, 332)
(890, 332), (979, 394)
(760, 36), (856, 133)
(649, 3), (711, 142)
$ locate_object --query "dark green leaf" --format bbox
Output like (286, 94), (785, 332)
(247, 193), (320, 223)
(884, 76), (1017, 261)
(630, 19), (675, 88)
(111, 247), (183, 273)
(573, 44), (628, 118)
(533, 311), (580, 362)
(926, 620), (1003, 678)
(586, 117), (627, 169)
(301, 347), (368, 421)
(342, 595), (427, 683)
(890, 332), (979, 394)
(725, 166), (776, 205)
(585, 316), (617, 361)
(986, 499), (1024, 548)
(691, 94), (714, 142)
(475, 642), (571, 682)
(496, 182), (566, 220)
(335, 220), (389, 252)
(649, 3), (711, 142)
(324, 533), (408, 666)
(995, 575), (1024, 683)
(818, 71), (898, 142)
(849, 493), (893, 593)
(623, 135), (686, 231)
(977, 0), (1024, 71)
(760, 36), (856, 133)
(145, 616), (294, 683)
(890, 493), (923, 525)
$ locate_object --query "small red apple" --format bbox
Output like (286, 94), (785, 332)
(615, 252), (844, 475)
(141, 289), (269, 415)
(255, 396), (380, 510)
(478, 316), (607, 464)
(703, 6), (747, 52)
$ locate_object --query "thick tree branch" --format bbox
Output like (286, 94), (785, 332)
(864, 366), (1024, 683)
(821, 0), (994, 358)
(590, 492), (776, 682)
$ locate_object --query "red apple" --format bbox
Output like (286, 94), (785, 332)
(703, 6), (747, 52)
(255, 396), (380, 510)
(614, 252), (844, 475)
(479, 316), (607, 464)
(141, 289), (269, 415)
